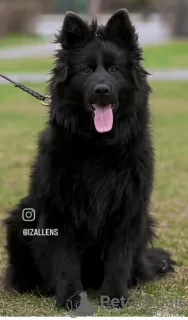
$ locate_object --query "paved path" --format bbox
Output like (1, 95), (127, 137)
(1, 70), (188, 85)
(0, 43), (58, 60)
(149, 70), (188, 81)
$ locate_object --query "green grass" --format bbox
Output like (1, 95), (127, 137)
(0, 34), (46, 49)
(0, 41), (188, 74)
(0, 81), (188, 316)
(0, 57), (53, 74)
(144, 40), (188, 69)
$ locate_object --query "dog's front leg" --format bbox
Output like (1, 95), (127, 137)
(39, 234), (83, 310)
(100, 234), (130, 308)
(55, 247), (83, 310)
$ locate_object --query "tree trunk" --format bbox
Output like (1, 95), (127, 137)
(173, 0), (188, 37)
(0, 0), (41, 37)
(160, 0), (188, 38)
(88, 0), (101, 18)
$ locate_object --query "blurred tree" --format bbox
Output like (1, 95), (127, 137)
(58, 0), (76, 11)
(39, 0), (61, 13)
(158, 0), (188, 38)
(58, 0), (88, 13)
(100, 0), (154, 16)
(88, 0), (101, 17)
(0, 0), (41, 37)
(163, 0), (188, 37)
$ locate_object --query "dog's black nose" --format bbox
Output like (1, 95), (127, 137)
(94, 84), (110, 96)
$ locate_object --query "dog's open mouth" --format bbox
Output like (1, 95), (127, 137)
(92, 104), (114, 133)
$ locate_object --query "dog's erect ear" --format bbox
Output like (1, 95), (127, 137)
(105, 9), (137, 45)
(59, 12), (90, 49)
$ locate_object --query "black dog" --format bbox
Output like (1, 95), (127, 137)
(5, 10), (175, 309)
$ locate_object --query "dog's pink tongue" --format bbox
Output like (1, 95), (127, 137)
(93, 104), (113, 133)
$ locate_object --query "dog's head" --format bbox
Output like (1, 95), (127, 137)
(49, 10), (150, 137)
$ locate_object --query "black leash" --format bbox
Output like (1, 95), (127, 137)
(0, 73), (50, 106)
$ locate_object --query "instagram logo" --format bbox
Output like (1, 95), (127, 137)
(22, 208), (35, 221)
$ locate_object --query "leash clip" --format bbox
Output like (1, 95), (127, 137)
(41, 96), (51, 106)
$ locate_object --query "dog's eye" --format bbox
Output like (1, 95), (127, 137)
(83, 67), (93, 73)
(108, 66), (119, 72)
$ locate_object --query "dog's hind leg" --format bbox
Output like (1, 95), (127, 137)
(130, 215), (175, 288)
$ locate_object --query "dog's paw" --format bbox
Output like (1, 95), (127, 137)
(65, 291), (81, 311)
(55, 284), (82, 310)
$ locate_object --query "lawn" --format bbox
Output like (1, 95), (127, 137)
(0, 82), (188, 316)
(0, 34), (46, 49)
(0, 57), (53, 74)
(0, 41), (188, 74)
(144, 40), (188, 69)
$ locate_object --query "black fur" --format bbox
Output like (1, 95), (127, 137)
(4, 10), (175, 309)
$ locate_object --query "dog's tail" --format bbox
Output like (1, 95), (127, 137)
(130, 247), (176, 288)
(145, 247), (176, 277)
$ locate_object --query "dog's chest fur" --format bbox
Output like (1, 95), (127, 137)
(33, 128), (149, 241)
(51, 134), (136, 237)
